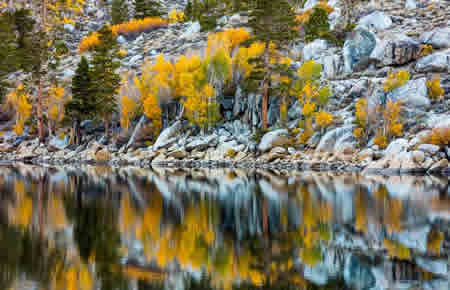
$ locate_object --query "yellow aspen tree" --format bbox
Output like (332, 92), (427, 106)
(6, 84), (33, 135)
(47, 86), (66, 136)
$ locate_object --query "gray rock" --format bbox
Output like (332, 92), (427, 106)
(303, 39), (329, 61)
(48, 136), (69, 151)
(418, 144), (440, 155)
(186, 135), (216, 151)
(370, 33), (421, 66)
(343, 29), (376, 73)
(181, 22), (201, 39)
(154, 121), (184, 150)
(428, 159), (449, 173)
(303, 0), (319, 9)
(357, 11), (392, 32)
(415, 49), (450, 72)
(386, 78), (430, 108)
(117, 35), (127, 44)
(420, 27), (450, 49)
(316, 125), (356, 153)
(415, 258), (448, 276)
(128, 55), (142, 67)
(385, 138), (409, 157)
(258, 129), (290, 152)
(405, 0), (417, 9)
(64, 23), (75, 33)
(412, 150), (425, 163)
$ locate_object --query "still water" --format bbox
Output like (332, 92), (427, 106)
(0, 163), (448, 290)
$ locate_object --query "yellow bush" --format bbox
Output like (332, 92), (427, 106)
(315, 111), (333, 128)
(426, 76), (445, 100)
(420, 44), (433, 56)
(226, 149), (237, 158)
(423, 127), (450, 147)
(383, 70), (410, 92)
(384, 239), (411, 260)
(384, 100), (403, 138)
(118, 49), (128, 58)
(373, 132), (388, 149)
(427, 231), (444, 255)
(79, 17), (168, 53)
(168, 9), (185, 23)
(79, 32), (100, 53)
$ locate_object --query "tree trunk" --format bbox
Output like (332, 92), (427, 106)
(262, 40), (270, 129)
(73, 119), (81, 145)
(37, 79), (45, 143)
(125, 115), (147, 150)
(105, 117), (110, 140)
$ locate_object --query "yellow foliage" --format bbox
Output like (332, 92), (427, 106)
(427, 231), (444, 255)
(425, 127), (450, 147)
(315, 111), (333, 128)
(168, 9), (185, 23)
(6, 84), (32, 135)
(79, 17), (168, 53)
(120, 95), (138, 131)
(426, 76), (445, 100)
(302, 102), (316, 116)
(297, 60), (322, 80)
(118, 49), (128, 57)
(420, 44), (433, 56)
(353, 127), (364, 139)
(234, 42), (265, 77)
(384, 239), (411, 260)
(383, 70), (410, 92)
(143, 94), (162, 135)
(373, 132), (388, 149)
(295, 1), (334, 25)
(384, 100), (403, 138)
(48, 87), (66, 123)
(79, 32), (100, 53)
(63, 17), (75, 26)
(112, 17), (167, 37)
(355, 98), (368, 128)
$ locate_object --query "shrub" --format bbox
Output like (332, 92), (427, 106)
(79, 17), (168, 53)
(420, 44), (433, 57)
(383, 70), (410, 92)
(168, 9), (185, 23)
(226, 148), (236, 158)
(423, 127), (450, 147)
(426, 76), (444, 100)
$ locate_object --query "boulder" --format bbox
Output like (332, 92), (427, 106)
(370, 33), (422, 66)
(303, 39), (329, 61)
(181, 22), (201, 39)
(357, 11), (392, 32)
(48, 136), (69, 151)
(412, 150), (425, 163)
(386, 78), (430, 108)
(420, 27), (450, 49)
(316, 125), (356, 153)
(405, 0), (417, 9)
(428, 159), (449, 173)
(343, 29), (376, 73)
(418, 144), (440, 155)
(385, 138), (409, 157)
(64, 23), (75, 33)
(415, 49), (450, 72)
(153, 121), (184, 150)
(185, 135), (216, 151)
(258, 129), (290, 152)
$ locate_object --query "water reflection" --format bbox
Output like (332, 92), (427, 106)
(0, 164), (448, 290)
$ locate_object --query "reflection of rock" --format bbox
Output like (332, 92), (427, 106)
(344, 255), (375, 290)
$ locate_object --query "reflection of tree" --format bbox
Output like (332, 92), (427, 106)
(64, 187), (129, 290)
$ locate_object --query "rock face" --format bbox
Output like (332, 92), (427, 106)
(386, 78), (430, 108)
(357, 11), (392, 32)
(420, 27), (450, 49)
(415, 49), (450, 72)
(153, 121), (184, 150)
(370, 33), (421, 66)
(303, 39), (330, 61)
(258, 129), (290, 153)
(316, 126), (356, 153)
(343, 29), (376, 73)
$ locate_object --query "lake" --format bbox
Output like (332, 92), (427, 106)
(0, 163), (448, 290)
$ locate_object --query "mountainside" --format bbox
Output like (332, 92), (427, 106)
(1, 0), (450, 174)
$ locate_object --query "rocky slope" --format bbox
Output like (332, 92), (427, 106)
(1, 0), (450, 174)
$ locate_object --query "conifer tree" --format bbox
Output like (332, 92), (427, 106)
(111, 0), (129, 25)
(245, 0), (297, 129)
(134, 0), (162, 19)
(65, 57), (96, 145)
(90, 26), (121, 140)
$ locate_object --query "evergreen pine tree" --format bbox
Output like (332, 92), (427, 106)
(245, 0), (298, 129)
(90, 26), (121, 139)
(111, 0), (129, 25)
(65, 56), (96, 145)
(185, 0), (193, 20)
(134, 0), (162, 19)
